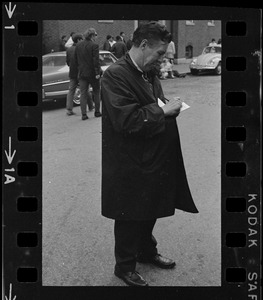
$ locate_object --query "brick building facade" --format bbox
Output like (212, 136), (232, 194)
(166, 20), (221, 63)
(43, 20), (221, 63)
(43, 20), (137, 54)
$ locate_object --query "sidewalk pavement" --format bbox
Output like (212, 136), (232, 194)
(173, 63), (191, 74)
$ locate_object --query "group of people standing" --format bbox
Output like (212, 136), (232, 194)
(208, 38), (221, 46)
(102, 32), (133, 59)
(65, 28), (102, 119)
(64, 30), (135, 119)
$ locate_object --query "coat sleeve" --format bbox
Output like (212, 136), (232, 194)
(66, 48), (70, 66)
(101, 67), (166, 139)
(92, 43), (100, 76)
(74, 45), (78, 70)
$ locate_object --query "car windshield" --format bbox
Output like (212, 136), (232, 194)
(99, 53), (117, 66)
(203, 46), (221, 54)
(43, 55), (66, 67)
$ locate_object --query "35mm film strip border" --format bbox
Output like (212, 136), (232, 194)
(3, 6), (261, 300)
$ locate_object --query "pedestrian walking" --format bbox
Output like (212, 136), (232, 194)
(165, 40), (176, 63)
(101, 21), (199, 287)
(165, 40), (176, 78)
(74, 28), (102, 120)
(111, 36), (127, 59)
(65, 33), (83, 116)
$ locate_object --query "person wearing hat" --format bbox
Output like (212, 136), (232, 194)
(65, 33), (83, 116)
(74, 28), (103, 119)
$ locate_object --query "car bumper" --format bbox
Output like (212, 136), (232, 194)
(42, 89), (68, 101)
(190, 65), (216, 71)
(42, 87), (93, 101)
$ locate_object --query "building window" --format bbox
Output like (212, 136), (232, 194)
(186, 20), (195, 26)
(208, 20), (215, 26)
(185, 45), (193, 59)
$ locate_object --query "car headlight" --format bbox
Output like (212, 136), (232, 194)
(207, 59), (216, 65)
(190, 59), (197, 65)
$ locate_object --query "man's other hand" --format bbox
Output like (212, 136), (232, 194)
(161, 97), (182, 117)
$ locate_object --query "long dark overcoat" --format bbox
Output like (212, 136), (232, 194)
(101, 54), (198, 220)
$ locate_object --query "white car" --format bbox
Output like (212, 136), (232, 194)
(190, 45), (221, 75)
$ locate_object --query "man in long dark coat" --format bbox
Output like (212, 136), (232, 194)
(101, 21), (198, 287)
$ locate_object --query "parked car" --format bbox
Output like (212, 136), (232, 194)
(189, 45), (221, 75)
(42, 50), (117, 104)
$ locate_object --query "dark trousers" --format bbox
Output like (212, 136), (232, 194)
(114, 219), (158, 272)
(79, 76), (101, 115)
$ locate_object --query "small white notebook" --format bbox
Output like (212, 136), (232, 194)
(157, 98), (190, 112)
(180, 101), (190, 112)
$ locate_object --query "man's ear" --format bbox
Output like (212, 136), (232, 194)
(140, 39), (148, 50)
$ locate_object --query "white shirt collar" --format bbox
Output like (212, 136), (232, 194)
(129, 54), (143, 73)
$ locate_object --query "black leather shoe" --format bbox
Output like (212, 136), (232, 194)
(82, 114), (89, 120)
(114, 267), (148, 287)
(137, 254), (176, 269)
(94, 112), (102, 117)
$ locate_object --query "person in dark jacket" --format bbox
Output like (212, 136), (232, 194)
(111, 35), (127, 59)
(59, 35), (67, 51)
(74, 28), (102, 120)
(102, 35), (113, 51)
(65, 33), (83, 115)
(126, 33), (133, 51)
(101, 21), (198, 287)
(120, 31), (126, 44)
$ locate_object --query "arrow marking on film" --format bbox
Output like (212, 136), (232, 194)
(5, 283), (16, 300)
(5, 137), (16, 165)
(5, 2), (16, 19)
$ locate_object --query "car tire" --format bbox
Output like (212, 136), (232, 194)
(215, 62), (221, 75)
(190, 69), (199, 75)
(73, 87), (81, 106)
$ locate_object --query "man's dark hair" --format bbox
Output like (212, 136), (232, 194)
(116, 35), (121, 41)
(70, 32), (75, 37)
(72, 33), (83, 43)
(132, 21), (172, 47)
(106, 35), (112, 40)
(120, 32), (124, 35)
